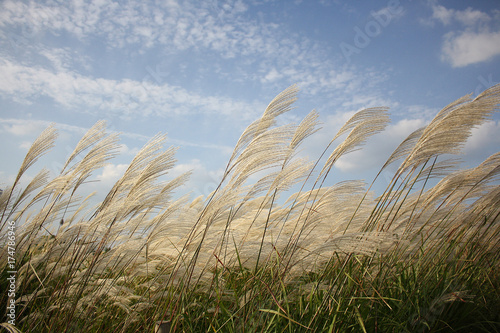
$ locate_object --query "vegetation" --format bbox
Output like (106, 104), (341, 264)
(1, 84), (500, 332)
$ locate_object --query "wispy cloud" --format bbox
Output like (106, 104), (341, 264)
(0, 117), (233, 158)
(0, 0), (367, 100)
(2, 119), (45, 136)
(38, 47), (92, 72)
(429, 5), (491, 27)
(0, 59), (264, 121)
(0, 0), (390, 147)
(0, 0), (277, 59)
(1, 0), (368, 130)
(423, 3), (500, 67)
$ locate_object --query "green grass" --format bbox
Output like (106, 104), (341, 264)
(1, 84), (500, 332)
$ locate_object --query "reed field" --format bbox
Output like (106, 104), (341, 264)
(1, 84), (500, 332)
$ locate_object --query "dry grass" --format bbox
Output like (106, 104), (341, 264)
(1, 84), (500, 332)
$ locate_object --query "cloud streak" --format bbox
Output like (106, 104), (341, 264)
(0, 59), (264, 121)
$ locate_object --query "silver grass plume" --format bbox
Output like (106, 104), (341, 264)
(0, 124), (57, 227)
(403, 84), (500, 169)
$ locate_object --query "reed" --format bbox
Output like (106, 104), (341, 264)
(1, 84), (499, 332)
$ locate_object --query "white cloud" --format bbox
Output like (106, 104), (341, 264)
(464, 120), (500, 153)
(423, 4), (500, 67)
(0, 0), (362, 98)
(0, 59), (263, 120)
(2, 120), (45, 136)
(96, 163), (128, 185)
(117, 144), (140, 156)
(262, 68), (283, 83)
(388, 118), (426, 137)
(442, 30), (500, 67)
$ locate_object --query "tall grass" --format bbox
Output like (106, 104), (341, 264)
(1, 84), (500, 332)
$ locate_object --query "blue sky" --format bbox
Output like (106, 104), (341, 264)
(1, 0), (499, 201)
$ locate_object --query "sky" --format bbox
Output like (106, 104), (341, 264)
(1, 0), (499, 202)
